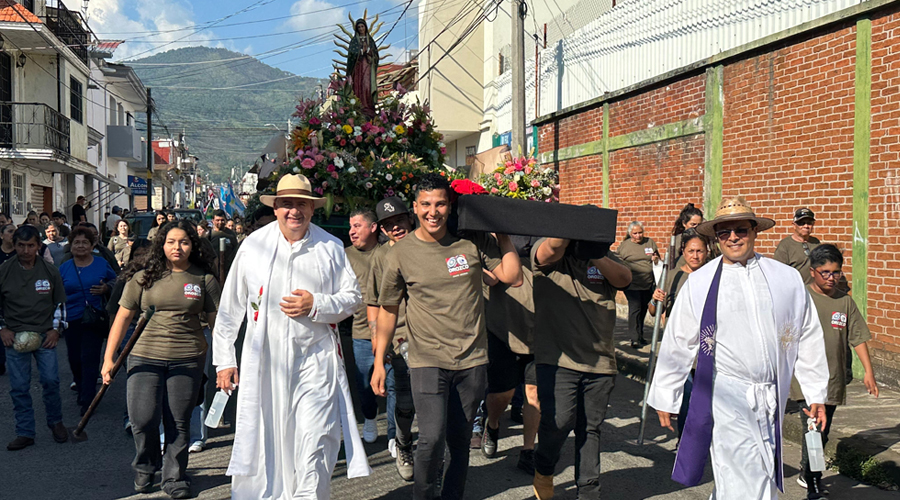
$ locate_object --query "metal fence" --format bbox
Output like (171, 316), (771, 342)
(0, 102), (71, 155)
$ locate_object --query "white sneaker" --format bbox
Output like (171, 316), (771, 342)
(796, 476), (807, 489)
(188, 441), (205, 453)
(388, 438), (397, 458)
(363, 419), (377, 443)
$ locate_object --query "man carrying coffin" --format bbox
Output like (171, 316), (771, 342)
(213, 174), (370, 499)
(370, 173), (523, 500)
(648, 197), (829, 499)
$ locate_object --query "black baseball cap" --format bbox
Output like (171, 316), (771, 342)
(793, 208), (815, 223)
(375, 197), (409, 223)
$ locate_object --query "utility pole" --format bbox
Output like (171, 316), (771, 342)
(511, 0), (527, 155)
(146, 87), (153, 210)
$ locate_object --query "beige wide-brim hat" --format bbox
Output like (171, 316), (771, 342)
(259, 174), (326, 208)
(696, 196), (775, 238)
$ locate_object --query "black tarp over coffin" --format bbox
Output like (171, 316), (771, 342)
(456, 195), (618, 243)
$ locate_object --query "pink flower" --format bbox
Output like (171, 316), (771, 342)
(326, 164), (335, 173)
(301, 158), (316, 169)
(331, 172), (339, 179)
(508, 181), (518, 192)
(315, 187), (324, 195)
(355, 136), (363, 143)
(494, 173), (502, 182)
(375, 138), (382, 145)
(386, 137), (393, 143)
(514, 162), (524, 172)
(440, 147), (447, 154)
(340, 139), (347, 146)
(329, 152), (337, 159)
(504, 166), (515, 175)
(505, 161), (513, 168)
(491, 187), (499, 194)
(400, 138), (408, 145)
(531, 179), (540, 188)
(309, 117), (321, 125)
(315, 155), (324, 162)
(322, 181), (329, 188)
(524, 166), (533, 174)
(329, 125), (336, 132)
(420, 124), (427, 132)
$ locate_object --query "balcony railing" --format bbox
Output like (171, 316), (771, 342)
(44, 1), (90, 65)
(0, 102), (71, 155)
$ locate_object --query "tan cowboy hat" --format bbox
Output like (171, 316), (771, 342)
(259, 174), (326, 209)
(696, 196), (775, 238)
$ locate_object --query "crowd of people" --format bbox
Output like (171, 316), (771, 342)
(0, 176), (883, 500)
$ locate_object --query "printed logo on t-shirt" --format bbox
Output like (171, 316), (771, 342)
(446, 254), (470, 277)
(644, 247), (655, 256)
(184, 283), (202, 300)
(586, 266), (605, 283)
(831, 311), (847, 329)
(34, 280), (51, 294)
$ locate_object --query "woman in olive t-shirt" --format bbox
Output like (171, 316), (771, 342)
(617, 221), (659, 348)
(101, 220), (220, 498)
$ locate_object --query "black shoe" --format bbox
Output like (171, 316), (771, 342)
(630, 341), (642, 349)
(481, 424), (499, 458)
(134, 472), (154, 493)
(7, 436), (34, 451)
(50, 422), (68, 443)
(517, 449), (535, 475)
(806, 474), (827, 499)
(510, 405), (523, 424)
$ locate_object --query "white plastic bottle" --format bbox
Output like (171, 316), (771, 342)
(398, 338), (409, 362)
(205, 390), (230, 429)
(805, 417), (826, 472)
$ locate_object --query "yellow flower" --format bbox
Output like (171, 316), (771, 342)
(342, 124), (353, 134)
(394, 125), (406, 135)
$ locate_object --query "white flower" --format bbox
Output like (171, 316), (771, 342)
(365, 182), (373, 189)
(385, 174), (393, 181)
(334, 157), (344, 168)
(389, 131), (396, 139)
(514, 173), (522, 182)
(350, 99), (357, 105)
(438, 142), (445, 148)
(347, 166), (357, 174)
(542, 187), (552, 196)
(292, 167), (300, 173)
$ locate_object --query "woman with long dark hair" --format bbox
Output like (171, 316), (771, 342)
(59, 226), (118, 415)
(147, 211), (168, 241)
(108, 219), (135, 267)
(101, 221), (220, 498)
(0, 223), (16, 265)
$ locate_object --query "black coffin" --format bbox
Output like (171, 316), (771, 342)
(456, 195), (618, 243)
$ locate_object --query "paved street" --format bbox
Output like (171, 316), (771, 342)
(0, 337), (893, 499)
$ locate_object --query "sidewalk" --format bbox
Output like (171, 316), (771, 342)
(612, 310), (900, 488)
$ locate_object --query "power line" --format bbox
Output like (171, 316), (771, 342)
(416, 0), (501, 85)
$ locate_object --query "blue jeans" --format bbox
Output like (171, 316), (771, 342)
(352, 338), (395, 439)
(6, 344), (64, 438)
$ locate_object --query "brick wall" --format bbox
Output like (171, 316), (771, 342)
(868, 10), (900, 385)
(537, 5), (900, 387)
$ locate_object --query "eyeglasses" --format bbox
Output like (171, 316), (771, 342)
(813, 268), (843, 280)
(715, 227), (751, 241)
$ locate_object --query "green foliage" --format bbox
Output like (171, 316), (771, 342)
(130, 47), (328, 182)
(830, 447), (895, 488)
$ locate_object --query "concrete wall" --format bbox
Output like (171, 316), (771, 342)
(536, 1), (900, 389)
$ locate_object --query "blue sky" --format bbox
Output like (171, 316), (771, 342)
(86, 0), (420, 79)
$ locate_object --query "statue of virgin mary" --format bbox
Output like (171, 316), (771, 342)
(346, 18), (379, 117)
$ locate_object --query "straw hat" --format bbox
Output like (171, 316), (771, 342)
(696, 196), (775, 238)
(259, 174), (326, 209)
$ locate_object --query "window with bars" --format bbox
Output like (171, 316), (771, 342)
(22, 0), (34, 13)
(70, 77), (83, 124)
(12, 172), (24, 216)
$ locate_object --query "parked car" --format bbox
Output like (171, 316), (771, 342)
(125, 209), (204, 239)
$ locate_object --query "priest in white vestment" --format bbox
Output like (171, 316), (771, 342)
(648, 197), (829, 500)
(213, 174), (371, 499)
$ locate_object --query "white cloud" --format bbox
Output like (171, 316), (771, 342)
(284, 0), (347, 32)
(87, 0), (215, 60)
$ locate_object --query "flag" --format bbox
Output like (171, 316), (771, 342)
(219, 183), (246, 218)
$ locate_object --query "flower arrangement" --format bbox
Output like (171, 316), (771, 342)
(248, 81), (450, 217)
(478, 154), (559, 202)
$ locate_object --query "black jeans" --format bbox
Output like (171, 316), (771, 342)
(63, 319), (105, 412)
(410, 365), (487, 500)
(625, 289), (653, 342)
(392, 355), (416, 448)
(126, 355), (204, 494)
(799, 402), (837, 479)
(534, 365), (616, 500)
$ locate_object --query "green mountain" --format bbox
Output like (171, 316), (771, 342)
(129, 47), (328, 183)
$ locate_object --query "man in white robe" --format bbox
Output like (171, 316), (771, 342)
(214, 174), (371, 499)
(648, 197), (829, 500)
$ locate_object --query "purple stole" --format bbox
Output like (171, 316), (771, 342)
(671, 259), (785, 491)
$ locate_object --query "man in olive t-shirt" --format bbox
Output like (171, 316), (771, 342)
(370, 174), (523, 500)
(530, 238), (632, 500)
(773, 207), (820, 285)
(0, 226), (69, 450)
(343, 209), (387, 447)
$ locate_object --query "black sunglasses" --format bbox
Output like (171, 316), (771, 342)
(715, 227), (751, 241)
